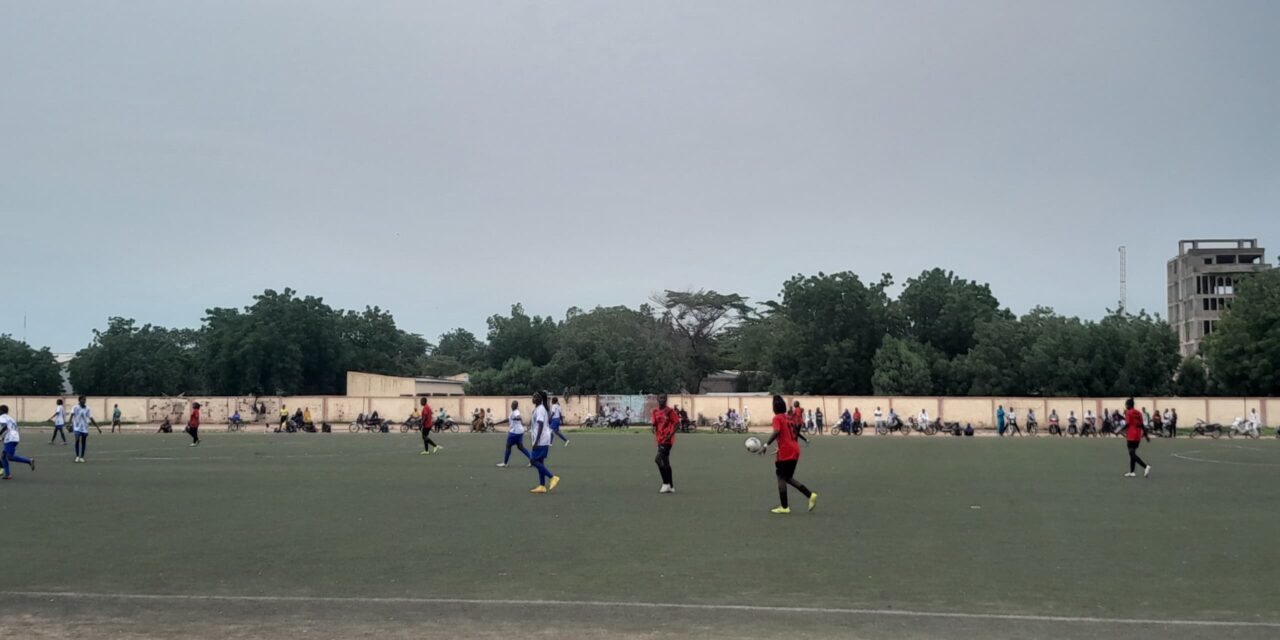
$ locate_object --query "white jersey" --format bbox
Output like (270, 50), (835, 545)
(72, 405), (92, 434)
(530, 405), (552, 447)
(507, 410), (525, 435)
(1, 413), (18, 443)
(54, 405), (66, 426)
(551, 405), (562, 421)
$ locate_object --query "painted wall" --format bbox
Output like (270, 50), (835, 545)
(3, 395), (1277, 430)
(346, 371), (414, 397)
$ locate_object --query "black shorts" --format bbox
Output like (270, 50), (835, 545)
(775, 459), (798, 479)
(1127, 440), (1140, 452)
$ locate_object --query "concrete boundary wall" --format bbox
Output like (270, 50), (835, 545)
(0, 395), (1273, 429)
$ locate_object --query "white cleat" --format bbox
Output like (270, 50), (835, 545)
(1124, 472), (1136, 478)
(659, 484), (671, 494)
(496, 463), (507, 467)
(1144, 465), (1152, 478)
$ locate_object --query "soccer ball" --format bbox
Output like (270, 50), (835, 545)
(744, 436), (763, 453)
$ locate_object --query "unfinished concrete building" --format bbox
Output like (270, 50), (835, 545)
(1167, 239), (1270, 357)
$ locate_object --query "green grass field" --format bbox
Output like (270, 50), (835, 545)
(2, 430), (1278, 639)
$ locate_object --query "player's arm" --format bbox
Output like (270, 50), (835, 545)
(760, 430), (779, 455)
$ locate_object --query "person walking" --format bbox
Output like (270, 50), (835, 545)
(48, 398), (68, 445)
(71, 395), (99, 462)
(652, 393), (680, 494)
(1123, 398), (1151, 478)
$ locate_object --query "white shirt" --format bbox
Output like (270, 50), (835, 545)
(551, 405), (562, 420)
(918, 410), (929, 423)
(1, 413), (18, 443)
(1085, 410), (1095, 420)
(530, 405), (552, 447)
(507, 410), (525, 435)
(72, 405), (92, 434)
(54, 405), (66, 426)
(874, 409), (883, 419)
(1008, 409), (1018, 421)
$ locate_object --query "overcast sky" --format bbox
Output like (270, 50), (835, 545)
(2, 1), (1277, 353)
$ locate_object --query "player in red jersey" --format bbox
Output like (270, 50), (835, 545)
(761, 395), (818, 514)
(652, 393), (680, 494)
(1123, 397), (1151, 478)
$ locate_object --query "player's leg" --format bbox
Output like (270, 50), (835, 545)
(1, 443), (10, 477)
(774, 462), (790, 511)
(655, 445), (673, 491)
(4, 442), (33, 472)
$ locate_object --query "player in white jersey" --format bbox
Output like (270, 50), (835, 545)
(1, 404), (36, 479)
(548, 397), (569, 446)
(48, 398), (68, 445)
(494, 400), (532, 467)
(528, 391), (560, 493)
(71, 395), (99, 462)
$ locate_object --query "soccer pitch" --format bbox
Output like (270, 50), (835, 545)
(2, 430), (1278, 639)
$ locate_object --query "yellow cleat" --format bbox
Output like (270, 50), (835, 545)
(771, 507), (791, 515)
(808, 492), (819, 512)
(549, 476), (561, 491)
(530, 486), (547, 494)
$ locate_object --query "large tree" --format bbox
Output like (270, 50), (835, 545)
(68, 318), (201, 396)
(898, 269), (1001, 358)
(871, 336), (934, 395)
(755, 272), (897, 394)
(1204, 268), (1280, 395)
(0, 335), (64, 395)
(653, 289), (749, 392)
(485, 304), (558, 369)
(542, 305), (686, 394)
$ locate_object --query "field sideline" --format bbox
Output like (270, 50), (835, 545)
(1, 430), (1277, 639)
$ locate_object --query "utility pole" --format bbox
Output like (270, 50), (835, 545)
(1118, 246), (1128, 314)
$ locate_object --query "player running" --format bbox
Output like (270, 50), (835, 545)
(1123, 398), (1151, 478)
(495, 400), (531, 467)
(549, 397), (570, 446)
(652, 393), (679, 494)
(71, 395), (99, 462)
(1, 404), (35, 480)
(760, 395), (817, 514)
(419, 398), (441, 455)
(49, 398), (68, 445)
(528, 391), (560, 494)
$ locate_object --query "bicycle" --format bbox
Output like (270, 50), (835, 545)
(226, 419), (245, 432)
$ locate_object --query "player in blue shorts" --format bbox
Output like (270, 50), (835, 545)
(549, 397), (570, 446)
(48, 398), (68, 445)
(528, 391), (560, 493)
(494, 400), (532, 467)
(1, 404), (36, 480)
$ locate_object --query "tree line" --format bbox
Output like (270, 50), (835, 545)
(1, 268), (1277, 397)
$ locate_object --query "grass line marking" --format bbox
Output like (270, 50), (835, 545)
(3, 591), (1278, 629)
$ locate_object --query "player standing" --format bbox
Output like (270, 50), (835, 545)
(1123, 398), (1151, 478)
(495, 400), (530, 467)
(761, 395), (817, 514)
(652, 393), (679, 494)
(528, 391), (560, 493)
(186, 402), (201, 446)
(111, 404), (123, 432)
(419, 398), (441, 455)
(49, 398), (68, 445)
(549, 397), (570, 446)
(0, 404), (35, 479)
(71, 395), (99, 462)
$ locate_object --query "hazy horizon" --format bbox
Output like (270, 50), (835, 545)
(3, 1), (1277, 353)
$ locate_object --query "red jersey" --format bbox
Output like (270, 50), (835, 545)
(188, 408), (200, 428)
(773, 414), (800, 461)
(421, 404), (433, 429)
(853, 409), (861, 422)
(790, 407), (804, 428)
(1125, 409), (1144, 442)
(652, 406), (679, 446)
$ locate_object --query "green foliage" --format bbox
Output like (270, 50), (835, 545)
(1204, 269), (1280, 395)
(464, 357), (540, 396)
(542, 305), (686, 394)
(1173, 356), (1209, 397)
(898, 268), (1001, 358)
(871, 336), (934, 395)
(654, 289), (749, 392)
(0, 335), (64, 395)
(485, 304), (557, 368)
(755, 272), (898, 394)
(68, 318), (201, 396)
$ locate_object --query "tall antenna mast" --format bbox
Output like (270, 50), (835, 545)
(1118, 246), (1127, 314)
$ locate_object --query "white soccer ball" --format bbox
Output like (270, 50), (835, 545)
(744, 436), (763, 453)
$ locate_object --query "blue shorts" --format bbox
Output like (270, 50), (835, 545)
(506, 433), (524, 447)
(550, 417), (562, 430)
(531, 445), (550, 462)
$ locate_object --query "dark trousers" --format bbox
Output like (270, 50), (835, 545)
(774, 459), (812, 509)
(422, 431), (437, 452)
(1127, 441), (1146, 472)
(655, 444), (673, 486)
(51, 426), (66, 443)
(74, 432), (88, 457)
(188, 426), (200, 444)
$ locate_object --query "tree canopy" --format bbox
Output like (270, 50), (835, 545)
(0, 335), (63, 395)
